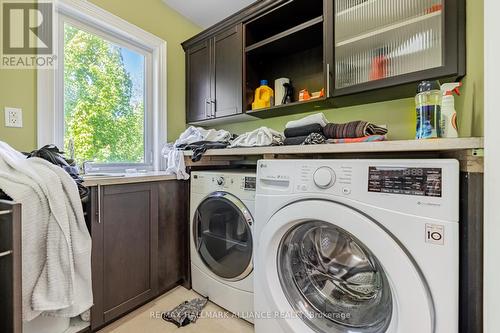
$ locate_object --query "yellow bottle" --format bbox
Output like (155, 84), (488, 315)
(252, 80), (274, 110)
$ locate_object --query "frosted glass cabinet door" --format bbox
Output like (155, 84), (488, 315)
(333, 0), (464, 93)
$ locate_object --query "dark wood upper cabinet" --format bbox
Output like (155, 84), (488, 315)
(185, 25), (243, 123)
(214, 25), (243, 118)
(182, 0), (466, 120)
(186, 40), (211, 123)
(330, 0), (466, 106)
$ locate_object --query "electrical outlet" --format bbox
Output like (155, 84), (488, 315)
(4, 107), (23, 128)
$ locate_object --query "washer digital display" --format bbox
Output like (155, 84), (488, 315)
(368, 167), (442, 197)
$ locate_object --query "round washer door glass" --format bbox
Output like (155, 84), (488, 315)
(278, 221), (392, 333)
(194, 192), (253, 280)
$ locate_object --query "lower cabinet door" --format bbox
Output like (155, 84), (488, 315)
(157, 181), (189, 293)
(91, 183), (158, 329)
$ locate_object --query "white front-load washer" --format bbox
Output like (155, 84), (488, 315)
(190, 170), (256, 322)
(254, 159), (459, 333)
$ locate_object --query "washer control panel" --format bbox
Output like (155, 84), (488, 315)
(313, 167), (336, 189)
(257, 159), (459, 221)
(290, 164), (352, 195)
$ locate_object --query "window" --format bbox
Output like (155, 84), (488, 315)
(63, 20), (150, 167)
(38, 0), (166, 171)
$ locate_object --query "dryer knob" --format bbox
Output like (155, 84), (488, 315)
(216, 177), (225, 186)
(313, 167), (336, 189)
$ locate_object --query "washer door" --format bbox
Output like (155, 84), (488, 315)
(194, 192), (253, 281)
(257, 200), (434, 333)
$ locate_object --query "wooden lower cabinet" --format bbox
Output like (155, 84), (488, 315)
(89, 181), (188, 330)
(157, 181), (190, 293)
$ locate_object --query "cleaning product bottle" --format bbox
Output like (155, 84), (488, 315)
(439, 82), (461, 138)
(415, 81), (441, 139)
(252, 80), (274, 110)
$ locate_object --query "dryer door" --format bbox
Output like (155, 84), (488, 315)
(194, 192), (253, 281)
(257, 200), (434, 333)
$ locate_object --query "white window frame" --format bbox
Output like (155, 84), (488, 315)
(37, 0), (167, 171)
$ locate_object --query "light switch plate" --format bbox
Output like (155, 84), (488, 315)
(4, 107), (23, 128)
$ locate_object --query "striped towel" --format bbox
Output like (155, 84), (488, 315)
(327, 135), (386, 144)
(323, 121), (388, 139)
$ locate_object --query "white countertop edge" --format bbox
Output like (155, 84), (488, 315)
(182, 137), (484, 156)
(83, 172), (178, 187)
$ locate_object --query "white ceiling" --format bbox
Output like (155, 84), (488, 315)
(163, 0), (257, 28)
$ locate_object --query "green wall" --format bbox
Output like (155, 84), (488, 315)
(0, 0), (201, 151)
(0, 0), (483, 150)
(220, 0), (484, 140)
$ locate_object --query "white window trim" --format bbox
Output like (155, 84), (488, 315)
(37, 0), (167, 171)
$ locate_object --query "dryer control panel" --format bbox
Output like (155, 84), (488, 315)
(191, 171), (256, 201)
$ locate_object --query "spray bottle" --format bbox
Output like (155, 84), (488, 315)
(439, 82), (462, 138)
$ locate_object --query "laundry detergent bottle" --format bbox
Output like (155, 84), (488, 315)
(439, 82), (461, 138)
(252, 80), (274, 110)
(415, 81), (441, 139)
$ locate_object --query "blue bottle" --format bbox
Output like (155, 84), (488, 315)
(415, 81), (441, 139)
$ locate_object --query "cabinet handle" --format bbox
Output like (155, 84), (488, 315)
(211, 100), (216, 118)
(97, 184), (102, 224)
(326, 63), (331, 98)
(205, 98), (211, 118)
(0, 250), (12, 258)
(0, 209), (12, 216)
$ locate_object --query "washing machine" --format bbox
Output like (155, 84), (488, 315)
(254, 159), (459, 333)
(190, 170), (256, 322)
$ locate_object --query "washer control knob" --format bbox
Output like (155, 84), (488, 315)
(313, 167), (336, 189)
(216, 177), (225, 186)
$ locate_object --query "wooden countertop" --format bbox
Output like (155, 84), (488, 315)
(82, 171), (177, 187)
(183, 137), (484, 157)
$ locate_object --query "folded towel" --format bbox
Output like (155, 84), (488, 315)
(285, 113), (329, 129)
(283, 136), (307, 146)
(323, 121), (388, 139)
(284, 133), (326, 146)
(284, 123), (323, 138)
(229, 127), (284, 148)
(327, 135), (386, 144)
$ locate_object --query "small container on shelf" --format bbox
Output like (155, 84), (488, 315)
(252, 80), (274, 110)
(415, 80), (441, 140)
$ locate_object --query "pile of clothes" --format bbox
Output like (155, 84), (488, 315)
(165, 115), (387, 179)
(164, 126), (285, 179)
(283, 113), (388, 145)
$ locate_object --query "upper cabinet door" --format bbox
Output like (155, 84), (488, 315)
(186, 40), (211, 123)
(213, 25), (243, 118)
(332, 0), (465, 97)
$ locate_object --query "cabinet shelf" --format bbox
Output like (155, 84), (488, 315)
(245, 16), (324, 54)
(335, 0), (443, 41)
(246, 98), (332, 119)
(336, 11), (441, 48)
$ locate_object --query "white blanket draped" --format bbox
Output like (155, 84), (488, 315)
(0, 141), (92, 321)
